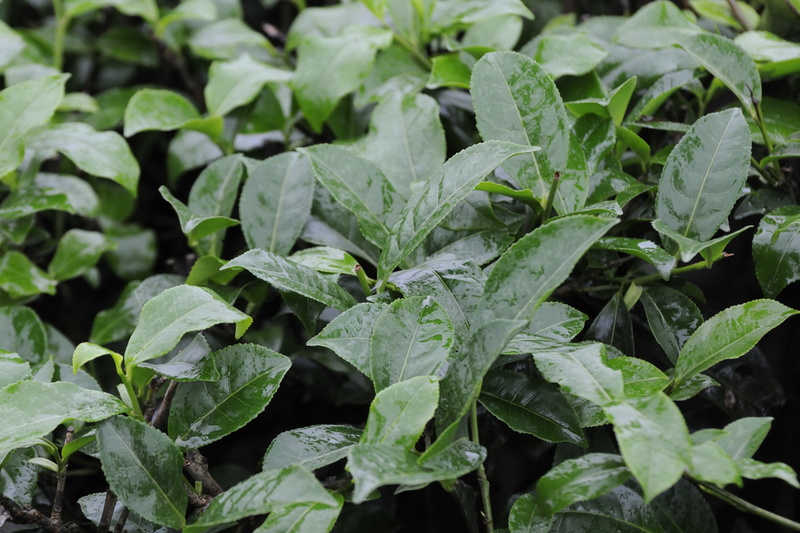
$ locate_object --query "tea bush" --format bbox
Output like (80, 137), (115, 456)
(1, 0), (800, 531)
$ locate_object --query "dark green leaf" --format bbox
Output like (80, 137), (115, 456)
(169, 344), (290, 449)
(263, 425), (362, 471)
(551, 485), (664, 532)
(428, 53), (472, 89)
(753, 206), (800, 297)
(585, 292), (634, 356)
(641, 286), (703, 364)
(651, 480), (717, 533)
(187, 155), (245, 256)
(159, 186), (239, 245)
(507, 494), (552, 533)
(537, 453), (631, 515)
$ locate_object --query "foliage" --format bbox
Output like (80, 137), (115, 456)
(1, 0), (800, 531)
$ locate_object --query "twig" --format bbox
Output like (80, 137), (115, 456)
(112, 507), (129, 533)
(50, 426), (74, 524)
(183, 450), (224, 496)
(470, 403), (494, 533)
(185, 485), (211, 511)
(0, 495), (79, 532)
(97, 491), (117, 533)
(726, 0), (754, 30)
(150, 381), (179, 431)
(693, 478), (800, 531)
(143, 376), (168, 424)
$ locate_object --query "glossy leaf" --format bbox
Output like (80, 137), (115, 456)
(159, 186), (239, 244)
(479, 370), (585, 446)
(595, 237), (676, 280)
(523, 302), (588, 341)
(520, 32), (607, 79)
(48, 229), (114, 281)
(77, 492), (171, 533)
(376, 141), (538, 286)
(534, 343), (623, 407)
(183, 466), (337, 533)
(0, 448), (37, 506)
(605, 393), (692, 502)
(640, 286), (703, 364)
(537, 453), (631, 515)
(0, 251), (57, 298)
(290, 246), (358, 276)
(584, 292), (634, 356)
(263, 425), (362, 472)
(655, 108), (750, 242)
(437, 319), (526, 430)
(0, 353), (31, 389)
(551, 485), (664, 531)
(369, 297), (453, 391)
(0, 381), (126, 453)
(361, 376), (438, 449)
(241, 152), (314, 256)
(669, 373), (718, 401)
(97, 415), (186, 529)
(188, 18), (272, 60)
(124, 89), (222, 139)
(607, 357), (670, 397)
(614, 1), (701, 48)
(507, 494), (552, 533)
(715, 417), (772, 460)
(428, 53), (472, 89)
(753, 206), (800, 298)
(205, 54), (292, 116)
(739, 458), (800, 488)
(673, 300), (798, 386)
(254, 498), (342, 533)
(223, 249), (357, 311)
(138, 334), (219, 382)
(308, 302), (385, 378)
(690, 441), (741, 486)
(187, 155), (245, 255)
(300, 144), (403, 248)
(651, 480), (718, 533)
(169, 344), (290, 449)
(124, 285), (252, 367)
(472, 52), (575, 212)
(72, 342), (122, 375)
(429, 0), (532, 33)
(0, 306), (47, 363)
(652, 220), (750, 263)
(481, 215), (618, 321)
(0, 75), (67, 177)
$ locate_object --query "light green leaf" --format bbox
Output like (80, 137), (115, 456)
(614, 0), (701, 48)
(290, 247), (358, 276)
(481, 215), (618, 321)
(0, 21), (25, 70)
(0, 73), (66, 177)
(427, 53), (472, 89)
(223, 249), (358, 311)
(48, 229), (114, 281)
(640, 286), (703, 364)
(159, 186), (239, 245)
(205, 54), (292, 116)
(293, 26), (392, 131)
(183, 466), (337, 533)
(241, 152), (314, 256)
(308, 302), (385, 377)
(736, 30), (800, 79)
(123, 89), (222, 139)
(479, 370), (585, 446)
(0, 353), (31, 389)
(254, 498), (342, 533)
(594, 237), (676, 280)
(669, 373), (719, 401)
(167, 130), (224, 183)
(523, 302), (588, 341)
(537, 453), (631, 515)
(72, 342), (122, 375)
(429, 0), (533, 33)
(97, 416), (186, 529)
(715, 417), (772, 460)
(0, 381), (126, 454)
(652, 220), (750, 263)
(534, 343), (623, 407)
(262, 425), (362, 472)
(169, 344), (290, 449)
(690, 441), (741, 486)
(0, 306), (47, 363)
(369, 297), (453, 391)
(155, 0), (217, 36)
(64, 0), (158, 22)
(361, 376), (438, 448)
(377, 141), (538, 286)
(673, 300), (798, 386)
(605, 393), (692, 502)
(0, 251), (56, 299)
(739, 458), (800, 488)
(655, 109), (750, 242)
(521, 32), (607, 79)
(300, 144), (403, 248)
(138, 334), (218, 382)
(607, 357), (670, 397)
(124, 285), (252, 367)
(187, 18), (273, 60)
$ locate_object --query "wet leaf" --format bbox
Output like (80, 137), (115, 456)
(650, 480), (717, 533)
(240, 152), (314, 256)
(640, 286), (703, 364)
(595, 237), (676, 280)
(48, 229), (115, 281)
(0, 251), (57, 299)
(138, 334), (218, 382)
(0, 353), (31, 389)
(534, 343), (623, 407)
(263, 425), (362, 471)
(673, 300), (798, 386)
(97, 415), (186, 529)
(585, 292), (634, 356)
(508, 494), (552, 533)
(169, 344), (290, 449)
(521, 32), (607, 79)
(551, 485), (664, 532)
(361, 376), (438, 448)
(188, 18), (272, 60)
(689, 441), (741, 486)
(308, 303), (384, 377)
(0, 448), (37, 506)
(290, 247), (358, 276)
(254, 498), (343, 533)
(159, 186), (239, 245)
(607, 357), (670, 397)
(0, 306), (48, 363)
(187, 155), (245, 256)
(537, 453), (631, 515)
(753, 206), (800, 298)
(738, 458), (800, 488)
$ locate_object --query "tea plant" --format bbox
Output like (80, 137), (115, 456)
(1, 0), (800, 531)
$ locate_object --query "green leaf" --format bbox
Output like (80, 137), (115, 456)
(90, 274), (183, 345)
(669, 373), (718, 401)
(308, 302), (384, 378)
(290, 247), (359, 276)
(28, 123), (139, 198)
(184, 466), (337, 533)
(0, 353), (31, 389)
(0, 306), (47, 363)
(479, 370), (585, 446)
(429, 0), (533, 33)
(293, 26), (392, 131)
(640, 286), (703, 364)
(735, 30), (800, 79)
(606, 393), (692, 502)
(520, 32), (607, 79)
(0, 74), (67, 178)
(673, 300), (798, 386)
(523, 302), (588, 341)
(48, 229), (114, 281)
(715, 417), (772, 460)
(300, 145), (403, 248)
(169, 344), (290, 449)
(0, 251), (57, 298)
(155, 0), (217, 36)
(595, 237), (676, 280)
(369, 297), (453, 391)
(551, 485), (664, 531)
(507, 494), (552, 533)
(651, 480), (718, 533)
(123, 89), (222, 139)
(537, 453), (631, 515)
(97, 415), (186, 529)
(428, 53), (472, 89)
(0, 381), (126, 454)
(655, 108), (750, 242)
(0, 448), (38, 506)
(481, 215), (618, 321)
(138, 334), (219, 382)
(652, 220), (750, 263)
(254, 498), (343, 533)
(361, 376), (438, 448)
(188, 18), (272, 60)
(472, 52), (578, 212)
(167, 131), (224, 183)
(738, 458), (800, 488)
(262, 425), (362, 471)
(350, 92), (446, 196)
(614, 1), (701, 48)
(64, 0), (157, 21)
(159, 186), (239, 245)
(753, 206), (800, 298)
(377, 141), (539, 287)
(348, 439), (486, 504)
(205, 54), (292, 117)
(689, 441), (741, 486)
(0, 21), (25, 70)
(437, 319), (526, 430)
(72, 342), (123, 375)
(607, 357), (670, 398)
(223, 249), (358, 311)
(533, 343), (623, 407)
(240, 152), (314, 256)
(124, 285), (252, 367)
(677, 32), (761, 119)
(585, 292), (634, 356)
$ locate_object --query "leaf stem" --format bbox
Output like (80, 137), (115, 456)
(355, 264), (372, 297)
(631, 257), (714, 285)
(470, 402), (494, 533)
(693, 478), (800, 531)
(52, 0), (68, 71)
(754, 98), (775, 155)
(541, 173), (560, 224)
(726, 0), (754, 30)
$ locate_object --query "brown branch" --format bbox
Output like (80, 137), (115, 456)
(150, 380), (179, 431)
(183, 449), (223, 497)
(97, 491), (117, 533)
(112, 508), (129, 533)
(0, 495), (79, 533)
(50, 426), (74, 525)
